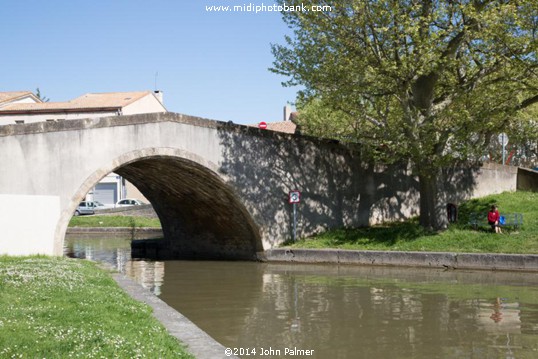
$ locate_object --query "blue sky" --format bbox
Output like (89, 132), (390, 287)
(1, 1), (298, 124)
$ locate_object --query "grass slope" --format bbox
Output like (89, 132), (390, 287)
(287, 191), (538, 254)
(69, 215), (161, 228)
(0, 256), (193, 358)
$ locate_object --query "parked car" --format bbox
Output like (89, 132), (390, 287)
(74, 201), (95, 216)
(87, 200), (114, 211)
(115, 198), (145, 208)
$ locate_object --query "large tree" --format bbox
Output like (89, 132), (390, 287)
(272, 0), (538, 230)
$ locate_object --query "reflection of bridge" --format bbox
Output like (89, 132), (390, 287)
(0, 113), (518, 258)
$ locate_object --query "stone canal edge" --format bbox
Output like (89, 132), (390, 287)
(111, 272), (239, 359)
(262, 248), (538, 272)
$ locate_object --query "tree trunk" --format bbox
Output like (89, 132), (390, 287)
(418, 170), (448, 232)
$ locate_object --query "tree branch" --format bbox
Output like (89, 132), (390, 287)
(519, 94), (538, 110)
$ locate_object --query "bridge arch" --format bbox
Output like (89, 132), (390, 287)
(56, 147), (263, 260)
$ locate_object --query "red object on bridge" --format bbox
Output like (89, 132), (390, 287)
(258, 121), (267, 129)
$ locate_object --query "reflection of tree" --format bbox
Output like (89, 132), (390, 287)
(213, 263), (538, 359)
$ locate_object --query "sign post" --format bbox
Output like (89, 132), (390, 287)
(498, 133), (509, 165)
(289, 191), (301, 242)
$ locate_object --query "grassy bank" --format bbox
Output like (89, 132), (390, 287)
(287, 191), (538, 254)
(69, 215), (161, 228)
(0, 256), (193, 358)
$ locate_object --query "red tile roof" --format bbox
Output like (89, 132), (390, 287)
(249, 120), (297, 134)
(0, 91), (152, 114)
(0, 91), (40, 106)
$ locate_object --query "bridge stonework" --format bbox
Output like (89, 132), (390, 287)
(0, 113), (517, 258)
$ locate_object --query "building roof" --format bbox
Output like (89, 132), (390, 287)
(265, 121), (297, 134)
(70, 91), (151, 108)
(0, 91), (154, 114)
(250, 120), (297, 134)
(0, 91), (40, 106)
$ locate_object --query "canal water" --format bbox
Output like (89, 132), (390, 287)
(65, 236), (538, 359)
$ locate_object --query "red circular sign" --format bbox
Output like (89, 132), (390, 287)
(258, 121), (267, 129)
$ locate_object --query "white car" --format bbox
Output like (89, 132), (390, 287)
(74, 201), (95, 216)
(115, 198), (145, 208)
(88, 200), (114, 210)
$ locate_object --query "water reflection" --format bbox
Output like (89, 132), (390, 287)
(65, 236), (538, 359)
(64, 235), (164, 295)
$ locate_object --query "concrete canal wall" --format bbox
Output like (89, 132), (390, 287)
(263, 248), (538, 272)
(517, 167), (538, 192)
(66, 227), (163, 239)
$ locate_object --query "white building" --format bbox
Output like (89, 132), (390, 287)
(0, 90), (165, 124)
(0, 90), (167, 205)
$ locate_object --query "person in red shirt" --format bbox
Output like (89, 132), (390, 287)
(488, 205), (502, 233)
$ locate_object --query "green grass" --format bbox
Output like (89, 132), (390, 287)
(287, 191), (538, 254)
(69, 215), (161, 228)
(0, 256), (193, 358)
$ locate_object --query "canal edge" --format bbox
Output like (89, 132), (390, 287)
(110, 272), (239, 359)
(262, 248), (538, 272)
(66, 227), (163, 235)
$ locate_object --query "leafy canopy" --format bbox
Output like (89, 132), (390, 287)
(272, 0), (538, 170)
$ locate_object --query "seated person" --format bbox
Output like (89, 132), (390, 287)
(487, 205), (502, 234)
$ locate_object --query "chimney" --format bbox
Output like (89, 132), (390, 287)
(284, 104), (292, 122)
(153, 90), (164, 105)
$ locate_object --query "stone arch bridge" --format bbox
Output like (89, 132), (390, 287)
(0, 113), (516, 259)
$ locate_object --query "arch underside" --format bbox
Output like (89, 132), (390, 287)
(115, 156), (262, 260)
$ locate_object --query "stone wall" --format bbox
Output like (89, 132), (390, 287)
(517, 167), (538, 192)
(218, 126), (520, 247)
(96, 204), (159, 218)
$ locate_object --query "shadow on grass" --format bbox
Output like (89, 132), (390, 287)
(299, 219), (437, 247)
(288, 192), (537, 251)
(457, 196), (499, 224)
(454, 195), (515, 234)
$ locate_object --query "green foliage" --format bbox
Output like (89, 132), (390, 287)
(272, 1), (538, 228)
(273, 0), (538, 167)
(504, 104), (538, 167)
(69, 215), (161, 228)
(0, 257), (193, 358)
(295, 97), (357, 140)
(288, 191), (538, 254)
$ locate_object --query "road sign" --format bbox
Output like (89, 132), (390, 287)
(289, 191), (301, 242)
(498, 133), (509, 165)
(498, 133), (509, 147)
(258, 121), (267, 129)
(289, 191), (301, 204)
